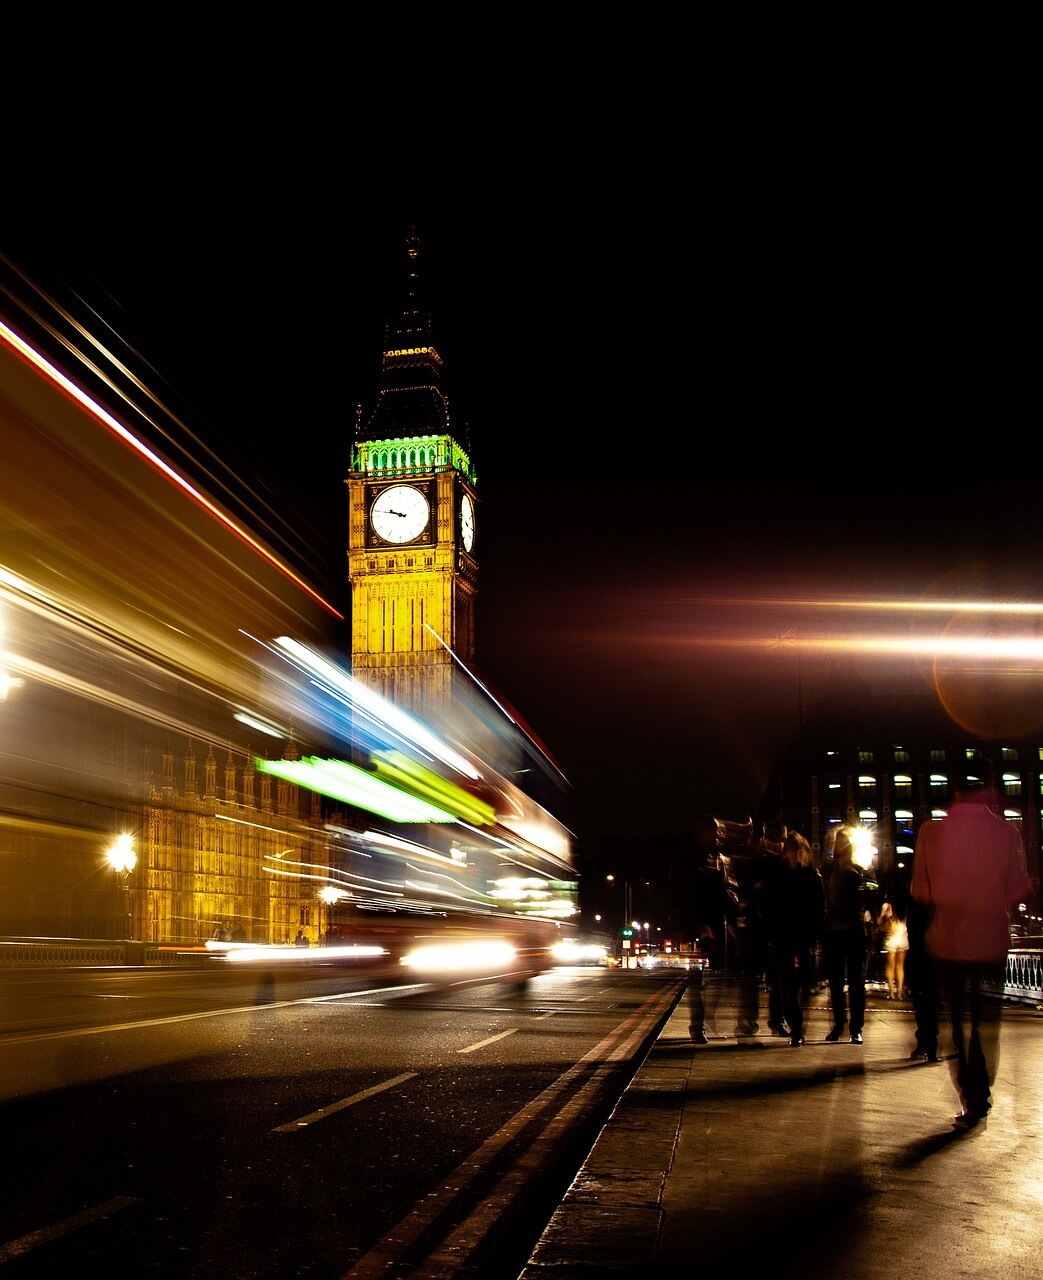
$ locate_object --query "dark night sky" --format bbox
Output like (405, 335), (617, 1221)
(4, 157), (1037, 865)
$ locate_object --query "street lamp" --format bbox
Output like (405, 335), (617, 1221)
(605, 873), (633, 934)
(106, 834), (136, 939)
(319, 885), (345, 945)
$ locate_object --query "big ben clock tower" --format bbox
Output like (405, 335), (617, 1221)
(346, 229), (478, 722)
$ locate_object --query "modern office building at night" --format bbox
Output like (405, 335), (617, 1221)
(760, 667), (1042, 923)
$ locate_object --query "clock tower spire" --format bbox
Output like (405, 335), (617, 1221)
(347, 229), (478, 722)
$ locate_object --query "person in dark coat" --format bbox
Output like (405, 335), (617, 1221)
(672, 827), (731, 1043)
(905, 893), (939, 1061)
(721, 841), (775, 1038)
(762, 830), (825, 1046)
(759, 819), (791, 1037)
(821, 828), (869, 1044)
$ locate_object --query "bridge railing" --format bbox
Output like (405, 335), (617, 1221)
(0, 938), (206, 968)
(997, 938), (1043, 1004)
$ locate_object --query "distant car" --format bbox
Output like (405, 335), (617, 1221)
(550, 939), (610, 966)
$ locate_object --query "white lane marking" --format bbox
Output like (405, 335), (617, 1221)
(271, 1072), (419, 1133)
(306, 983), (435, 1004)
(456, 1028), (518, 1054)
(0, 983), (437, 1048)
(343, 976), (686, 1279)
(421, 982), (686, 1278)
(0, 1195), (140, 1262)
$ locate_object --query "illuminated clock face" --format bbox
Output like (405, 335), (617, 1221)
(370, 485), (430, 543)
(460, 493), (475, 552)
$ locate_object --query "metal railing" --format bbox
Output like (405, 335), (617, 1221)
(0, 938), (204, 967)
(1000, 938), (1043, 1004)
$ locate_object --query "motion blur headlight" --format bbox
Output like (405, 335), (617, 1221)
(551, 940), (608, 965)
(400, 940), (517, 974)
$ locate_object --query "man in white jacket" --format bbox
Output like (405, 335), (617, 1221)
(911, 752), (1031, 1129)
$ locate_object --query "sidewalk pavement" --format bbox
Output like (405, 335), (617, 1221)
(519, 980), (1043, 1279)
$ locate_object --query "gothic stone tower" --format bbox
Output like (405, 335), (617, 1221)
(346, 229), (478, 723)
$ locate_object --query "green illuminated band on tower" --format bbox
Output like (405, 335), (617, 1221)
(351, 434), (475, 484)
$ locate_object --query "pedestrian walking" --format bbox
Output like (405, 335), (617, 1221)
(878, 901), (909, 1000)
(911, 751), (1031, 1129)
(721, 837), (774, 1038)
(762, 830), (824, 1046)
(821, 827), (869, 1044)
(671, 826), (731, 1044)
(760, 818), (791, 1038)
(906, 894), (940, 1061)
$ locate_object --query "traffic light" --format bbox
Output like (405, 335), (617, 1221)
(621, 927), (634, 938)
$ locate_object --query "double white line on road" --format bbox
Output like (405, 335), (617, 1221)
(342, 976), (686, 1280)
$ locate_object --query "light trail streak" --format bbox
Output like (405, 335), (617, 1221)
(271, 636), (481, 779)
(0, 319), (343, 620)
(638, 632), (1043, 661)
(698, 595), (1043, 614)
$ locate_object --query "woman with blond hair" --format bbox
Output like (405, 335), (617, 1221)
(879, 902), (909, 1000)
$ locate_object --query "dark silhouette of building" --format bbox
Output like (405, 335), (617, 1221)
(759, 666), (1041, 923)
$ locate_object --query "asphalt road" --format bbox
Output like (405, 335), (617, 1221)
(0, 962), (684, 1278)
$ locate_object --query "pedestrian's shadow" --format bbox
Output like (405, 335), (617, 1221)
(892, 1119), (986, 1167)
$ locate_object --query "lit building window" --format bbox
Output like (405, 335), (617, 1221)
(893, 747), (910, 764)
(930, 749), (946, 764)
(858, 749), (874, 765)
(1001, 746), (1018, 763)
(1002, 773), (1022, 797)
